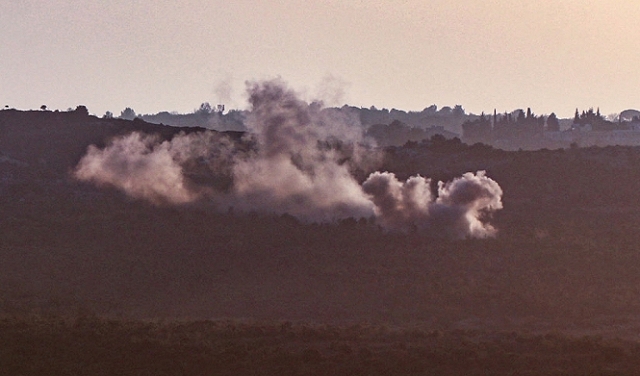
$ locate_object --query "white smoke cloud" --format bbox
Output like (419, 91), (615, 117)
(361, 172), (433, 230)
(74, 78), (503, 238)
(74, 131), (231, 204)
(434, 171), (503, 238)
(74, 132), (195, 204)
(227, 79), (376, 221)
(362, 171), (502, 238)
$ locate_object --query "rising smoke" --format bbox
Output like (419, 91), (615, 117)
(74, 131), (233, 205)
(361, 171), (502, 237)
(74, 78), (503, 238)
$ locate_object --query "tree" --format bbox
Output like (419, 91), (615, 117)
(196, 102), (213, 115)
(452, 105), (465, 117)
(120, 107), (136, 120)
(422, 104), (437, 114)
(547, 113), (560, 132)
(103, 111), (113, 119)
(74, 105), (89, 116)
(461, 116), (492, 144)
(438, 106), (452, 116)
(537, 115), (546, 127)
(40, 105), (47, 111)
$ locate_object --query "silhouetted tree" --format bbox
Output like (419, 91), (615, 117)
(438, 106), (452, 115)
(74, 105), (89, 117)
(573, 107), (617, 130)
(422, 104), (437, 114)
(537, 115), (546, 127)
(196, 102), (213, 115)
(546, 113), (560, 132)
(120, 107), (136, 120)
(452, 105), (465, 117)
(40, 105), (47, 111)
(462, 115), (492, 144)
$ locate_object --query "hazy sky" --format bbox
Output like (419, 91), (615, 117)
(2, 0), (639, 118)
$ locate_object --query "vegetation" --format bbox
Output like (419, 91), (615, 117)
(461, 107), (640, 149)
(3, 316), (640, 375)
(130, 102), (475, 137)
(462, 108), (547, 147)
(5, 110), (640, 373)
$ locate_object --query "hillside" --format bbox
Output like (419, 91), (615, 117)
(6, 109), (640, 373)
(2, 109), (640, 330)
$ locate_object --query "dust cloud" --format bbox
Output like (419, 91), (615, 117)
(74, 79), (503, 237)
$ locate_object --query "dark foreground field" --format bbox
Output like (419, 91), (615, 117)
(4, 110), (640, 374)
(4, 316), (640, 375)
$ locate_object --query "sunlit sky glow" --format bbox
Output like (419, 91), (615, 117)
(2, 0), (639, 118)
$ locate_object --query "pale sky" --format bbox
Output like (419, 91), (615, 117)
(2, 0), (639, 118)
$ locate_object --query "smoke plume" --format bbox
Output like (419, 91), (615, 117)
(362, 171), (502, 238)
(74, 78), (503, 237)
(228, 79), (375, 221)
(74, 131), (231, 204)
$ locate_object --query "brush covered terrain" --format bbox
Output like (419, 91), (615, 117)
(3, 109), (640, 374)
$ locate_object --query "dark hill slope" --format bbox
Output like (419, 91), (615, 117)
(383, 139), (640, 218)
(0, 110), (217, 173)
(3, 111), (640, 336)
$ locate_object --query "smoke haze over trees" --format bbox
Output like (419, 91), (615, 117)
(104, 97), (640, 151)
(75, 79), (503, 237)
